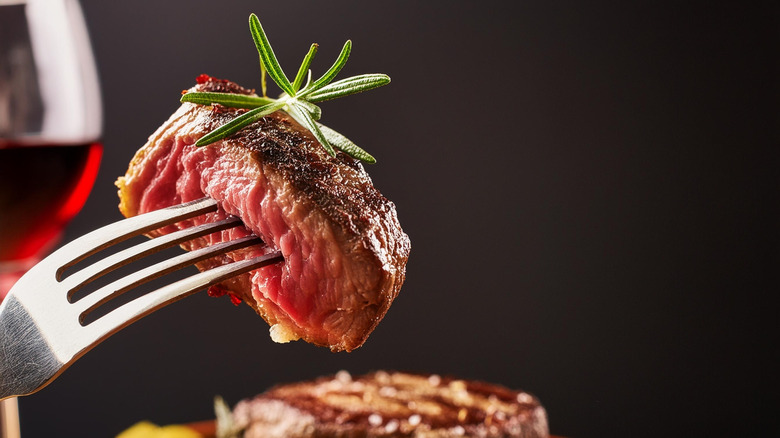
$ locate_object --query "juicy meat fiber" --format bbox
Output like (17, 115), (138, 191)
(116, 76), (410, 352)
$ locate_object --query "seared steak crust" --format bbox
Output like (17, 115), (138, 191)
(116, 76), (410, 352)
(232, 371), (550, 438)
(209, 101), (395, 243)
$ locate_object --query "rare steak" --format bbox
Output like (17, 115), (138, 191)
(116, 76), (410, 352)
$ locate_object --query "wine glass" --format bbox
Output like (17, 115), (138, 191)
(0, 0), (102, 297)
(0, 0), (102, 435)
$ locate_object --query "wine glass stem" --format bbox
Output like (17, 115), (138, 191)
(0, 398), (20, 438)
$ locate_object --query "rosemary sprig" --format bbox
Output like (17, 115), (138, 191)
(180, 13), (389, 164)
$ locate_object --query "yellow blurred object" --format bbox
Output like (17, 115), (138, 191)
(116, 421), (202, 438)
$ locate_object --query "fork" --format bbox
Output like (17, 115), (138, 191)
(0, 197), (283, 401)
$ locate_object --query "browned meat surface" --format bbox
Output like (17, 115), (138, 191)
(116, 76), (410, 352)
(231, 370), (549, 438)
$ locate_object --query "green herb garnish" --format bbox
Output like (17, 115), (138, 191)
(181, 13), (390, 164)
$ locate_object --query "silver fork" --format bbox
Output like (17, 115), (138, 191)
(0, 197), (283, 401)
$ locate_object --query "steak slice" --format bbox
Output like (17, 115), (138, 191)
(116, 76), (410, 352)
(231, 370), (550, 438)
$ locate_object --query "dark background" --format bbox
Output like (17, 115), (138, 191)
(16, 1), (777, 436)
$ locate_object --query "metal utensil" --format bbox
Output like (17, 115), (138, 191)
(0, 197), (282, 400)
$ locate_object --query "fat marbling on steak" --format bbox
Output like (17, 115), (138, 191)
(116, 76), (410, 352)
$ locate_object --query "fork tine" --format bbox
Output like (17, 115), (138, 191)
(64, 216), (245, 300)
(52, 197), (219, 280)
(0, 250), (283, 400)
(0, 197), (288, 400)
(74, 235), (265, 322)
(80, 251), (283, 352)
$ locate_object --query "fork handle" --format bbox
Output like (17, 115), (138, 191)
(0, 398), (20, 438)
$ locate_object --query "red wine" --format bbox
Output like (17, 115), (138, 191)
(0, 142), (102, 262)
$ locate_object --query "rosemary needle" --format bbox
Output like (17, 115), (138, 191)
(180, 13), (388, 164)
